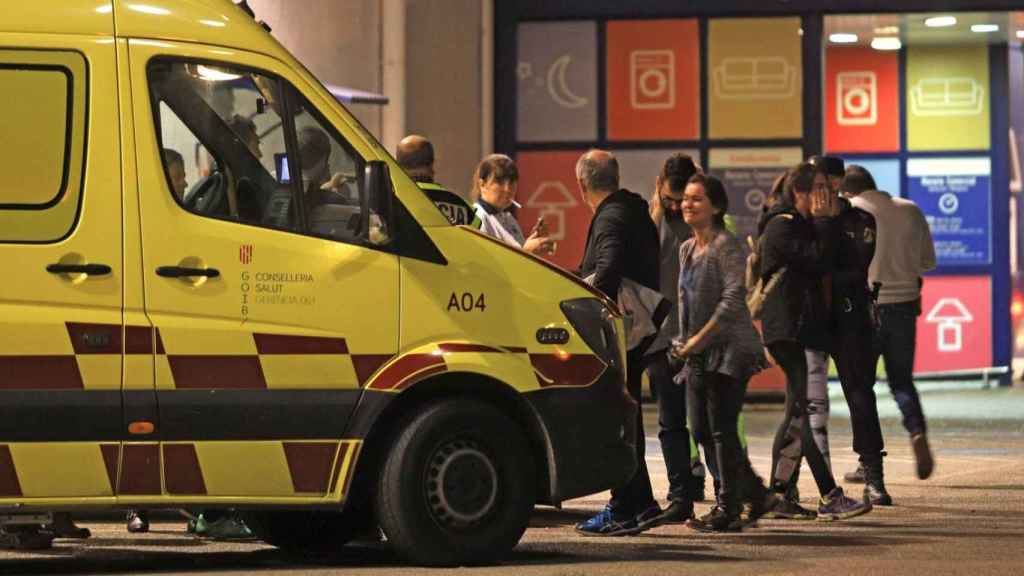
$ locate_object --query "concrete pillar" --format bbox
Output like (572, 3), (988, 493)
(381, 0), (407, 157)
(245, 0), (384, 136)
(404, 0), (484, 197)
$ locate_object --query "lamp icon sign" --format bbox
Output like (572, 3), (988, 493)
(526, 181), (578, 241)
(926, 298), (973, 352)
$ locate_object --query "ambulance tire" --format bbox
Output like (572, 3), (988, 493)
(376, 398), (535, 566)
(243, 510), (368, 556)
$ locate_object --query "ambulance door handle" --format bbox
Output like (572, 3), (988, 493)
(156, 266), (221, 279)
(46, 263), (112, 276)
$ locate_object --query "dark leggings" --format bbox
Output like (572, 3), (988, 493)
(768, 341), (837, 497)
(688, 371), (761, 512)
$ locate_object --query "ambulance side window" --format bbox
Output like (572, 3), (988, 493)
(287, 87), (366, 244)
(148, 59), (299, 232)
(0, 50), (87, 243)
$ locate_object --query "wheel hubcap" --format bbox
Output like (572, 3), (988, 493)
(427, 439), (498, 530)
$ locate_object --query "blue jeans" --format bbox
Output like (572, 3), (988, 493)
(874, 300), (927, 436)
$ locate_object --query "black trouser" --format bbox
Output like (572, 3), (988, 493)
(645, 352), (695, 504)
(832, 304), (885, 464)
(688, 371), (761, 512)
(874, 300), (928, 436)
(609, 348), (657, 517)
(768, 341), (837, 497)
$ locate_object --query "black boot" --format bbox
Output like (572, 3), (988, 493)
(685, 460), (707, 502)
(738, 458), (775, 526)
(863, 457), (893, 506)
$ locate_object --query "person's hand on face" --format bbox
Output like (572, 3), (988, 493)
(810, 174), (838, 218)
(650, 178), (665, 222)
(811, 187), (838, 218)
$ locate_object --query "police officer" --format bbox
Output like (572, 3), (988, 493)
(396, 134), (479, 227)
(812, 156), (891, 506)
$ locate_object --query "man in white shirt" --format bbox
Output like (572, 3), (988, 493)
(844, 165), (937, 481)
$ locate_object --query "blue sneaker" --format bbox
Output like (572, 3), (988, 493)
(817, 487), (872, 521)
(575, 505), (639, 537)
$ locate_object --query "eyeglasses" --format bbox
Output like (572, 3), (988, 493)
(660, 194), (684, 207)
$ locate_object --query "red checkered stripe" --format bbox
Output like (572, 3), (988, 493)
(0, 324), (607, 391)
(0, 440), (362, 499)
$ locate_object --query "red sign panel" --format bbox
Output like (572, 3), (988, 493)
(824, 47), (900, 153)
(914, 275), (992, 373)
(607, 19), (700, 141)
(515, 151), (589, 271)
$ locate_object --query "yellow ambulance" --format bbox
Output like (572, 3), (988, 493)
(0, 0), (635, 565)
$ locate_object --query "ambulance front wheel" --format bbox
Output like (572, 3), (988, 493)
(375, 398), (535, 566)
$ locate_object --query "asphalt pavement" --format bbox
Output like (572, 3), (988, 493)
(2, 383), (1022, 575)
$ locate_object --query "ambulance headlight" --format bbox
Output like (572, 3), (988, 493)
(560, 298), (622, 370)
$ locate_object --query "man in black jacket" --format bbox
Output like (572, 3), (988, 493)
(763, 157), (889, 518)
(573, 149), (664, 537)
(808, 156), (892, 506)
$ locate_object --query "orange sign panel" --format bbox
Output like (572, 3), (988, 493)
(607, 19), (700, 141)
(824, 47), (900, 153)
(515, 151), (589, 271)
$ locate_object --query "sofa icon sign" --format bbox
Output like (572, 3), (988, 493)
(526, 181), (578, 241)
(713, 57), (798, 100)
(911, 77), (984, 117)
(926, 298), (973, 353)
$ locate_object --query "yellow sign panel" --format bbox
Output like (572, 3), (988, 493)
(906, 46), (990, 151)
(708, 17), (803, 139)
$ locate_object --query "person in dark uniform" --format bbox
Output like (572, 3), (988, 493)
(572, 149), (663, 536)
(813, 157), (891, 506)
(396, 134), (479, 227)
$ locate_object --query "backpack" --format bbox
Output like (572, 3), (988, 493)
(745, 215), (791, 320)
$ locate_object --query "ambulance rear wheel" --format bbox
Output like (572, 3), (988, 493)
(243, 510), (371, 556)
(376, 398), (535, 566)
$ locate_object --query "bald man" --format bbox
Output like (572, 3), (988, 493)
(396, 135), (478, 227)
(574, 149), (664, 537)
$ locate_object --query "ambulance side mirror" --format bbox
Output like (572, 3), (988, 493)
(362, 160), (394, 246)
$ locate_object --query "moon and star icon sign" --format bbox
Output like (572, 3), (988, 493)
(518, 54), (590, 109)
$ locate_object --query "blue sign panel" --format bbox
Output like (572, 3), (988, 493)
(839, 157), (901, 198)
(907, 157), (991, 266)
